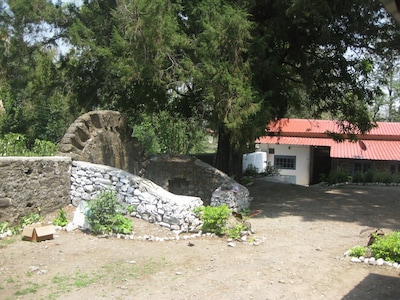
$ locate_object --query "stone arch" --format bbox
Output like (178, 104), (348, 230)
(58, 110), (144, 175)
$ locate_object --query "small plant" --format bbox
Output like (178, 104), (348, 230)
(127, 205), (136, 214)
(0, 221), (9, 234)
(53, 208), (69, 227)
(370, 231), (400, 262)
(20, 211), (43, 227)
(265, 162), (279, 176)
(349, 245), (366, 257)
(85, 190), (133, 234)
(227, 223), (249, 239)
(194, 204), (231, 236)
(244, 164), (259, 176)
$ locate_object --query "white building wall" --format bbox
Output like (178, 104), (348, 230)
(258, 143), (311, 185)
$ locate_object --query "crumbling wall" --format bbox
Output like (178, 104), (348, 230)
(71, 161), (203, 232)
(58, 110), (145, 175)
(0, 156), (71, 225)
(143, 154), (251, 209)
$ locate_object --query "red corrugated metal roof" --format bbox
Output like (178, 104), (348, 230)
(267, 118), (400, 138)
(257, 119), (400, 161)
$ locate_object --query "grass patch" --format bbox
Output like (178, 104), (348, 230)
(14, 282), (44, 296)
(0, 237), (18, 249)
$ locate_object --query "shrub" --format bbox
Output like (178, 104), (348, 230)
(53, 208), (69, 227)
(244, 164), (259, 176)
(195, 204), (231, 236)
(370, 231), (400, 262)
(227, 222), (249, 239)
(0, 133), (57, 156)
(327, 170), (349, 185)
(349, 245), (366, 257)
(373, 172), (393, 185)
(352, 172), (365, 184)
(85, 190), (133, 235)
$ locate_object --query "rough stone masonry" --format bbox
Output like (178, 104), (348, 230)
(71, 161), (203, 232)
(0, 156), (71, 224)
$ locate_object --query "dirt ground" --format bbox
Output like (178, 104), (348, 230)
(1, 179), (400, 300)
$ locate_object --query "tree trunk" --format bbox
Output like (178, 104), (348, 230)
(215, 124), (231, 175)
(214, 125), (244, 178)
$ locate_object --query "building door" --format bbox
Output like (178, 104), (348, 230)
(311, 146), (331, 184)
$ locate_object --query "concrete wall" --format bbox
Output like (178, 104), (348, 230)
(0, 156), (71, 225)
(259, 144), (311, 185)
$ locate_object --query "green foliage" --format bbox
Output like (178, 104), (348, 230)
(244, 164), (259, 176)
(20, 211), (43, 227)
(327, 170), (349, 185)
(133, 111), (206, 155)
(349, 245), (366, 257)
(0, 222), (9, 234)
(0, 133), (58, 156)
(195, 204), (231, 236)
(126, 205), (136, 214)
(85, 190), (133, 235)
(2, 0), (399, 176)
(53, 208), (69, 227)
(351, 171), (399, 185)
(370, 231), (400, 262)
(227, 222), (248, 240)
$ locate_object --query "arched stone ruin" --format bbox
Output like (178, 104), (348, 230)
(58, 110), (144, 175)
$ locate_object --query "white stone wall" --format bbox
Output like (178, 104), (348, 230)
(71, 161), (203, 232)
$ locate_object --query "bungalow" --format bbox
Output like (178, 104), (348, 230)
(255, 118), (400, 186)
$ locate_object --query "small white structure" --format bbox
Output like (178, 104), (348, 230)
(242, 152), (267, 173)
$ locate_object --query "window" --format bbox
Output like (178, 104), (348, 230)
(275, 155), (296, 170)
(269, 148), (275, 154)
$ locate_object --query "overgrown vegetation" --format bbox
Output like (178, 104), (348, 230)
(322, 170), (400, 185)
(348, 231), (400, 263)
(85, 190), (133, 235)
(369, 231), (400, 262)
(0, 133), (58, 156)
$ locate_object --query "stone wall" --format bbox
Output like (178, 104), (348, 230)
(58, 110), (145, 175)
(0, 157), (71, 224)
(144, 154), (235, 205)
(71, 161), (203, 232)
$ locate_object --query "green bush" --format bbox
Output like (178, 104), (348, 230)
(195, 204), (231, 236)
(227, 222), (249, 239)
(370, 231), (400, 262)
(327, 170), (349, 185)
(85, 190), (133, 235)
(352, 172), (365, 184)
(244, 164), (259, 176)
(374, 172), (393, 185)
(53, 208), (69, 227)
(349, 245), (366, 257)
(0, 133), (57, 156)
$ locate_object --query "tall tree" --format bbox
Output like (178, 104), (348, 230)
(0, 0), (78, 143)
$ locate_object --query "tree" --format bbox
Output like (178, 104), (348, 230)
(0, 0), (78, 143)
(3, 0), (400, 176)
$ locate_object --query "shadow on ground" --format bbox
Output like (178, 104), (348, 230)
(342, 273), (400, 299)
(247, 178), (400, 231)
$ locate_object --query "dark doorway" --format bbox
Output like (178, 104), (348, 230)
(311, 146), (331, 184)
